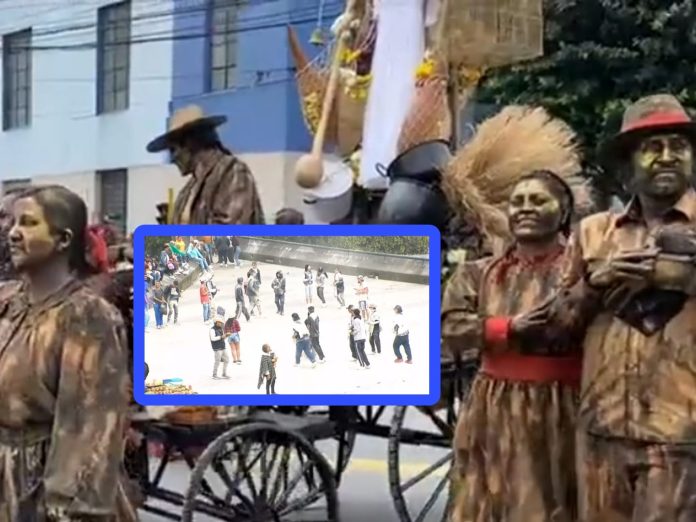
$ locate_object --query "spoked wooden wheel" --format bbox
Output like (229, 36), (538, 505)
(387, 399), (461, 522)
(182, 422), (340, 522)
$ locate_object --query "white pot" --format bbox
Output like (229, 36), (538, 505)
(302, 157), (354, 223)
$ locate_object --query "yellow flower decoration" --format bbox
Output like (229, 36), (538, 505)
(340, 48), (362, 65)
(415, 58), (436, 81)
(458, 66), (485, 87)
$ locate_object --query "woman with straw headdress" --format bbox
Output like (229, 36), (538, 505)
(441, 106), (583, 521)
(442, 170), (580, 521)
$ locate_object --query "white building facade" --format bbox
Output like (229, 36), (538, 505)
(0, 0), (181, 232)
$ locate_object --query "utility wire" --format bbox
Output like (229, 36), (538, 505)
(3, 0), (341, 46)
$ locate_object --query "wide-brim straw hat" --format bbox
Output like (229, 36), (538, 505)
(598, 94), (696, 166)
(146, 105), (227, 152)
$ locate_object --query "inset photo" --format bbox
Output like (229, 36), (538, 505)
(133, 224), (440, 406)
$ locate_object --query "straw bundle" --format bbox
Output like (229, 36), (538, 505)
(443, 105), (581, 242)
(436, 0), (543, 69)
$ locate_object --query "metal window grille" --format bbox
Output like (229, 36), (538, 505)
(97, 1), (131, 114)
(209, 0), (239, 91)
(2, 29), (32, 130)
(97, 169), (128, 233)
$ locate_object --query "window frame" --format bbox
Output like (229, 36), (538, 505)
(2, 28), (33, 131)
(96, 0), (132, 114)
(207, 0), (240, 92)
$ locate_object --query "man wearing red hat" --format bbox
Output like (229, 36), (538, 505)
(513, 94), (696, 521)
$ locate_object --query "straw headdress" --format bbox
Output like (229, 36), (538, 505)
(443, 105), (581, 243)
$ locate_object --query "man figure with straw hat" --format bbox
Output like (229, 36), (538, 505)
(515, 94), (696, 521)
(147, 105), (264, 225)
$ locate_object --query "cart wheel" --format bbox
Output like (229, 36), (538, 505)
(182, 422), (340, 522)
(387, 400), (460, 522)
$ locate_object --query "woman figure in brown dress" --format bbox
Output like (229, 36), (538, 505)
(0, 185), (135, 520)
(442, 170), (580, 522)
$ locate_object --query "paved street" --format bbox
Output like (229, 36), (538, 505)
(145, 259), (430, 396)
(138, 406), (454, 522)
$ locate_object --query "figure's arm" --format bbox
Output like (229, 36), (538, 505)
(43, 297), (130, 520)
(442, 259), (508, 361)
(211, 159), (262, 225)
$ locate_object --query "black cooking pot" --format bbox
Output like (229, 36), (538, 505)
(375, 140), (453, 227)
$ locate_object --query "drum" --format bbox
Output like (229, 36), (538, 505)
(302, 156), (354, 223)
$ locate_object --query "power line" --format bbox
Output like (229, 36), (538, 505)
(2, 0), (341, 47)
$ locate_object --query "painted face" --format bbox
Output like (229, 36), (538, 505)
(630, 133), (693, 199)
(507, 179), (563, 242)
(169, 140), (194, 176)
(8, 197), (66, 271)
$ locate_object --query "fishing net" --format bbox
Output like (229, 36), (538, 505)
(289, 11), (375, 157)
(289, 26), (338, 144)
(437, 0), (544, 68)
(397, 74), (452, 154)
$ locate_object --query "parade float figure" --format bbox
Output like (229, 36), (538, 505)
(0, 185), (135, 521)
(514, 94), (696, 522)
(442, 171), (580, 522)
(146, 105), (264, 225)
(440, 104), (584, 521)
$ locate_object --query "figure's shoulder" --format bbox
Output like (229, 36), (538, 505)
(60, 283), (124, 326)
(580, 210), (615, 230)
(0, 280), (22, 304)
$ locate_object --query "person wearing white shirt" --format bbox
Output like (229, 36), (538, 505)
(392, 305), (412, 364)
(368, 303), (382, 354)
(351, 308), (371, 369)
(291, 313), (317, 367)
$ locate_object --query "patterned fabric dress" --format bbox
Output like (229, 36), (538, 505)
(0, 279), (136, 521)
(441, 243), (581, 522)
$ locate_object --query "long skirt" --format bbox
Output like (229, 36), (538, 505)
(452, 374), (578, 522)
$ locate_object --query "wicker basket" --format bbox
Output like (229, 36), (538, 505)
(440, 0), (543, 68)
(165, 407), (218, 425)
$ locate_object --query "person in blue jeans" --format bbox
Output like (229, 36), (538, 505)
(291, 313), (316, 368)
(187, 241), (209, 272)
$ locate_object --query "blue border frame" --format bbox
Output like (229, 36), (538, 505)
(132, 224), (441, 406)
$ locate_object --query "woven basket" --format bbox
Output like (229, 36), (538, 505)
(440, 0), (543, 68)
(398, 76), (452, 154)
(165, 407), (217, 425)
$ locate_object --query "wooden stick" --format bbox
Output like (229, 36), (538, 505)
(310, 0), (359, 156)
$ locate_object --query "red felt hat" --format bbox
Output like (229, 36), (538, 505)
(598, 94), (696, 166)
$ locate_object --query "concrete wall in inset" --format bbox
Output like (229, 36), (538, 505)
(237, 237), (430, 285)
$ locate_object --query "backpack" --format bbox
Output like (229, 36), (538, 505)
(243, 281), (249, 295)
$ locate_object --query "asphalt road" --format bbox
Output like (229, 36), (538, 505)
(138, 405), (454, 522)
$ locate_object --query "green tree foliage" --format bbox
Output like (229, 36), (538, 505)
(476, 0), (696, 197)
(145, 236), (174, 257)
(268, 236), (429, 255)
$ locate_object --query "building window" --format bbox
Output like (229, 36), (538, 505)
(209, 0), (239, 91)
(97, 1), (131, 114)
(2, 29), (32, 131)
(97, 169), (128, 233)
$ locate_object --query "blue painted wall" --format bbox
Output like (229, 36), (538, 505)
(171, 0), (343, 154)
